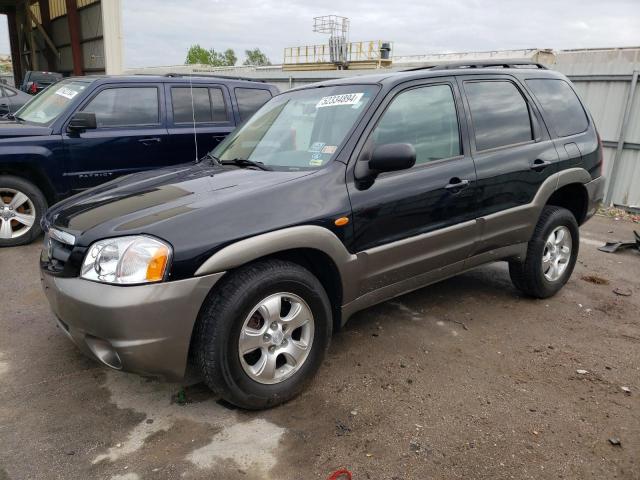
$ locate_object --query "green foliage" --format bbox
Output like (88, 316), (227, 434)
(185, 44), (237, 67)
(243, 48), (271, 66)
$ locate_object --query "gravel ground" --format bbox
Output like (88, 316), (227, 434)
(0, 215), (638, 480)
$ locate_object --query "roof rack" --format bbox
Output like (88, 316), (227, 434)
(403, 61), (548, 72)
(162, 73), (266, 83)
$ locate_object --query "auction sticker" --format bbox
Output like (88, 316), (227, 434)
(55, 87), (80, 100)
(316, 93), (364, 108)
(321, 145), (337, 154)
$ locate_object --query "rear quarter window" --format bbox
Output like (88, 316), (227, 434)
(525, 79), (589, 137)
(235, 88), (272, 121)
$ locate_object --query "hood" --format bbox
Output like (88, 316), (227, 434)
(0, 121), (52, 138)
(46, 162), (315, 241)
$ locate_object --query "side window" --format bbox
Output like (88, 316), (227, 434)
(209, 88), (229, 122)
(465, 81), (533, 151)
(526, 79), (588, 137)
(235, 88), (272, 121)
(172, 87), (212, 123)
(82, 87), (159, 128)
(371, 84), (461, 165)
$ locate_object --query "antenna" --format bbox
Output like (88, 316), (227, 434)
(188, 74), (199, 162)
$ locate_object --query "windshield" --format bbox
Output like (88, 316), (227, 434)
(212, 85), (378, 171)
(16, 79), (92, 125)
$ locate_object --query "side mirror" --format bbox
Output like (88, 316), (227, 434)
(67, 112), (97, 132)
(368, 143), (416, 172)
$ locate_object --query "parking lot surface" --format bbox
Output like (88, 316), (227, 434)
(1, 215), (638, 480)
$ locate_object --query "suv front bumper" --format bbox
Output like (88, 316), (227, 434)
(41, 271), (224, 381)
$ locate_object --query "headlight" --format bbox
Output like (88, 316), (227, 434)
(81, 236), (171, 284)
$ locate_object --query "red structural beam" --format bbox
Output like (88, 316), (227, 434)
(65, 0), (83, 75)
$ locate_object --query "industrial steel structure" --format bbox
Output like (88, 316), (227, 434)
(0, 0), (123, 86)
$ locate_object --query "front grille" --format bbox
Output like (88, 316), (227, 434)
(40, 233), (85, 277)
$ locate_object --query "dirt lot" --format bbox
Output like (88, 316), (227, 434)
(1, 215), (638, 480)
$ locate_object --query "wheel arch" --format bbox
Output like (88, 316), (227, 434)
(0, 161), (56, 205)
(194, 226), (359, 330)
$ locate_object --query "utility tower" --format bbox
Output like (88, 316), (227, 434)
(313, 15), (350, 68)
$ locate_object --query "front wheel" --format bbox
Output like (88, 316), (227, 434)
(194, 259), (332, 409)
(509, 206), (579, 298)
(0, 176), (47, 247)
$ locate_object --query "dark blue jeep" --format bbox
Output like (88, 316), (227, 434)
(0, 74), (277, 246)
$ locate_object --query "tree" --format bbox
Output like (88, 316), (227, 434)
(185, 44), (237, 67)
(243, 48), (271, 66)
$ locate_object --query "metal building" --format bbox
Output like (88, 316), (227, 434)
(0, 0), (123, 86)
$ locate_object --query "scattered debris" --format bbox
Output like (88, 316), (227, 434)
(576, 369), (589, 375)
(581, 274), (609, 285)
(608, 437), (622, 447)
(335, 421), (351, 436)
(598, 230), (640, 253)
(621, 386), (631, 395)
(409, 440), (422, 453)
(327, 469), (352, 480)
(365, 453), (373, 458)
(350, 410), (358, 416)
(613, 287), (632, 297)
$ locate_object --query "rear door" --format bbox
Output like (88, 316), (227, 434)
(458, 75), (559, 253)
(62, 83), (170, 191)
(346, 78), (478, 295)
(165, 83), (235, 162)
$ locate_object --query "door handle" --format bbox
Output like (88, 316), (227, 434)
(530, 159), (551, 171)
(445, 178), (470, 193)
(138, 137), (161, 145)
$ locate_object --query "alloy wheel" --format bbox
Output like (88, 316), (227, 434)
(0, 188), (36, 239)
(542, 226), (572, 282)
(238, 292), (315, 385)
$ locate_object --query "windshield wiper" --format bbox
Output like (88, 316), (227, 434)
(219, 158), (272, 171)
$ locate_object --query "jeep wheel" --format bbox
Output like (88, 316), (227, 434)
(194, 259), (332, 409)
(509, 205), (579, 298)
(0, 176), (47, 247)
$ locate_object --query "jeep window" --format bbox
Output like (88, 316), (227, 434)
(465, 81), (533, 151)
(371, 84), (461, 165)
(171, 86), (228, 124)
(235, 88), (273, 121)
(213, 85), (378, 171)
(82, 87), (160, 128)
(15, 79), (92, 125)
(526, 79), (589, 137)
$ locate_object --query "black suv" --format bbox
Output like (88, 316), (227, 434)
(40, 63), (605, 409)
(0, 74), (277, 246)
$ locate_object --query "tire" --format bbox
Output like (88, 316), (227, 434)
(194, 259), (332, 409)
(0, 175), (47, 247)
(509, 206), (579, 298)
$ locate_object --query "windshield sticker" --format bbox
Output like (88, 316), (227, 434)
(55, 87), (80, 100)
(321, 145), (337, 154)
(309, 158), (323, 166)
(316, 93), (364, 109)
(308, 142), (326, 153)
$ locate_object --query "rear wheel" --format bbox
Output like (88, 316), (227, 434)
(509, 206), (579, 298)
(194, 259), (332, 409)
(0, 176), (46, 247)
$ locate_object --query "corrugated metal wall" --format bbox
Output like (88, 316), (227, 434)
(558, 48), (640, 209)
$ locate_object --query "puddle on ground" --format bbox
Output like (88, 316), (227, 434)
(95, 372), (285, 478)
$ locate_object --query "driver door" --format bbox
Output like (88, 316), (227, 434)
(62, 84), (170, 192)
(346, 78), (478, 295)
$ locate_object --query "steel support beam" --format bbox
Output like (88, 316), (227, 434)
(6, 9), (23, 87)
(24, 1), (38, 71)
(605, 70), (639, 206)
(37, 0), (58, 70)
(65, 0), (84, 76)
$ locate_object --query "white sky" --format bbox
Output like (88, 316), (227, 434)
(1, 0), (639, 67)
